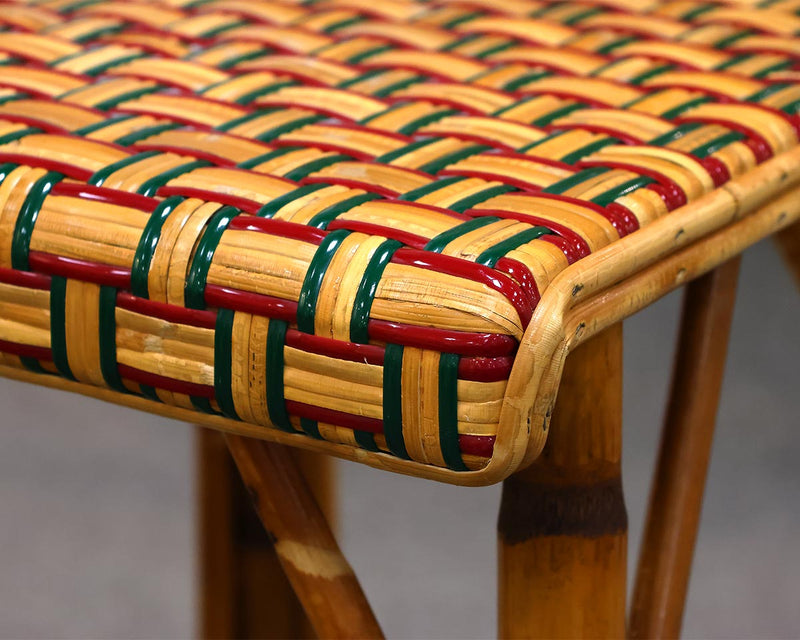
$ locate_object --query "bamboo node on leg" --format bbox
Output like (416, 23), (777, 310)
(499, 476), (627, 544)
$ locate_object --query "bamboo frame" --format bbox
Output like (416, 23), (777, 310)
(498, 325), (626, 638)
(198, 429), (337, 638)
(629, 258), (741, 639)
(775, 221), (800, 289)
(2, 146), (798, 485)
(223, 433), (382, 640)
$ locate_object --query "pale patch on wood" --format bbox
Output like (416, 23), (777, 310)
(275, 540), (351, 580)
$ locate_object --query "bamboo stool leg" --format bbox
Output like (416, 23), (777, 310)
(629, 258), (741, 640)
(224, 433), (383, 640)
(775, 221), (800, 289)
(498, 324), (627, 639)
(197, 429), (337, 639)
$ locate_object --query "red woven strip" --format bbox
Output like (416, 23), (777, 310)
(51, 182), (159, 212)
(0, 339), (52, 361)
(118, 364), (215, 398)
(369, 320), (517, 356)
(286, 400), (384, 433)
(392, 248), (533, 328)
(156, 186), (264, 213)
(227, 216), (329, 243)
(325, 219), (430, 249)
(459, 434), (495, 458)
(0, 266), (51, 289)
(29, 252), (131, 288)
(116, 292), (218, 329)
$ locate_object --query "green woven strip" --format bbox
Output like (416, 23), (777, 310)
(562, 6), (604, 24)
(265, 319), (295, 432)
(339, 69), (384, 89)
(284, 153), (352, 181)
(502, 70), (550, 92)
(424, 217), (498, 253)
(233, 80), (296, 106)
(131, 195), (185, 298)
(350, 239), (401, 344)
(98, 285), (125, 392)
(346, 43), (392, 64)
(714, 29), (753, 50)
(692, 131), (746, 158)
(354, 430), (379, 451)
(441, 33), (481, 52)
(184, 206), (237, 310)
(138, 159), (211, 197)
(214, 308), (238, 420)
(475, 226), (552, 267)
(715, 53), (752, 71)
(418, 143), (489, 175)
(299, 417), (323, 439)
(473, 39), (517, 59)
(214, 47), (273, 70)
(89, 150), (159, 186)
(217, 109), (324, 140)
(649, 122), (704, 146)
(140, 384), (159, 401)
(370, 74), (427, 99)
(94, 85), (163, 111)
(375, 137), (436, 164)
(449, 184), (516, 212)
(681, 3), (715, 20)
(0, 163), (18, 183)
(197, 18), (247, 39)
(11, 171), (62, 271)
(81, 51), (144, 75)
(629, 63), (676, 86)
(596, 35), (638, 55)
(73, 115), (132, 137)
(49, 276), (74, 380)
(543, 166), (608, 194)
(296, 228), (351, 332)
(322, 14), (363, 33)
(747, 83), (791, 104)
(591, 176), (654, 207)
(560, 137), (620, 165)
(399, 175), (462, 201)
(20, 357), (46, 374)
(257, 183), (328, 217)
(440, 9), (480, 28)
(438, 353), (466, 471)
(114, 123), (179, 146)
(238, 146), (296, 170)
(307, 193), (380, 228)
(532, 102), (585, 127)
(191, 396), (216, 414)
(71, 22), (124, 44)
(0, 127), (41, 145)
(382, 344), (409, 460)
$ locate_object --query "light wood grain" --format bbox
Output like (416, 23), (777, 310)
(499, 325), (626, 638)
(629, 258), (741, 639)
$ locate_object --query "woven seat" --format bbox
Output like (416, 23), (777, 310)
(1, 0), (799, 485)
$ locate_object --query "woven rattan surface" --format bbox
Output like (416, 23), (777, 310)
(1, 0), (799, 483)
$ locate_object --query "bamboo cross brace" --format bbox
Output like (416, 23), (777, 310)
(224, 434), (383, 640)
(629, 257), (742, 639)
(775, 222), (800, 289)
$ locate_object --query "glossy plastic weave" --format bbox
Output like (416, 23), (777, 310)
(1, 0), (799, 483)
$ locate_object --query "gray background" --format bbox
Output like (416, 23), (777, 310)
(0, 239), (797, 639)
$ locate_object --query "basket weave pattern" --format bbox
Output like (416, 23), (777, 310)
(0, 0), (798, 475)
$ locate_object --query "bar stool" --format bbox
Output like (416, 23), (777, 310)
(0, 0), (799, 636)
